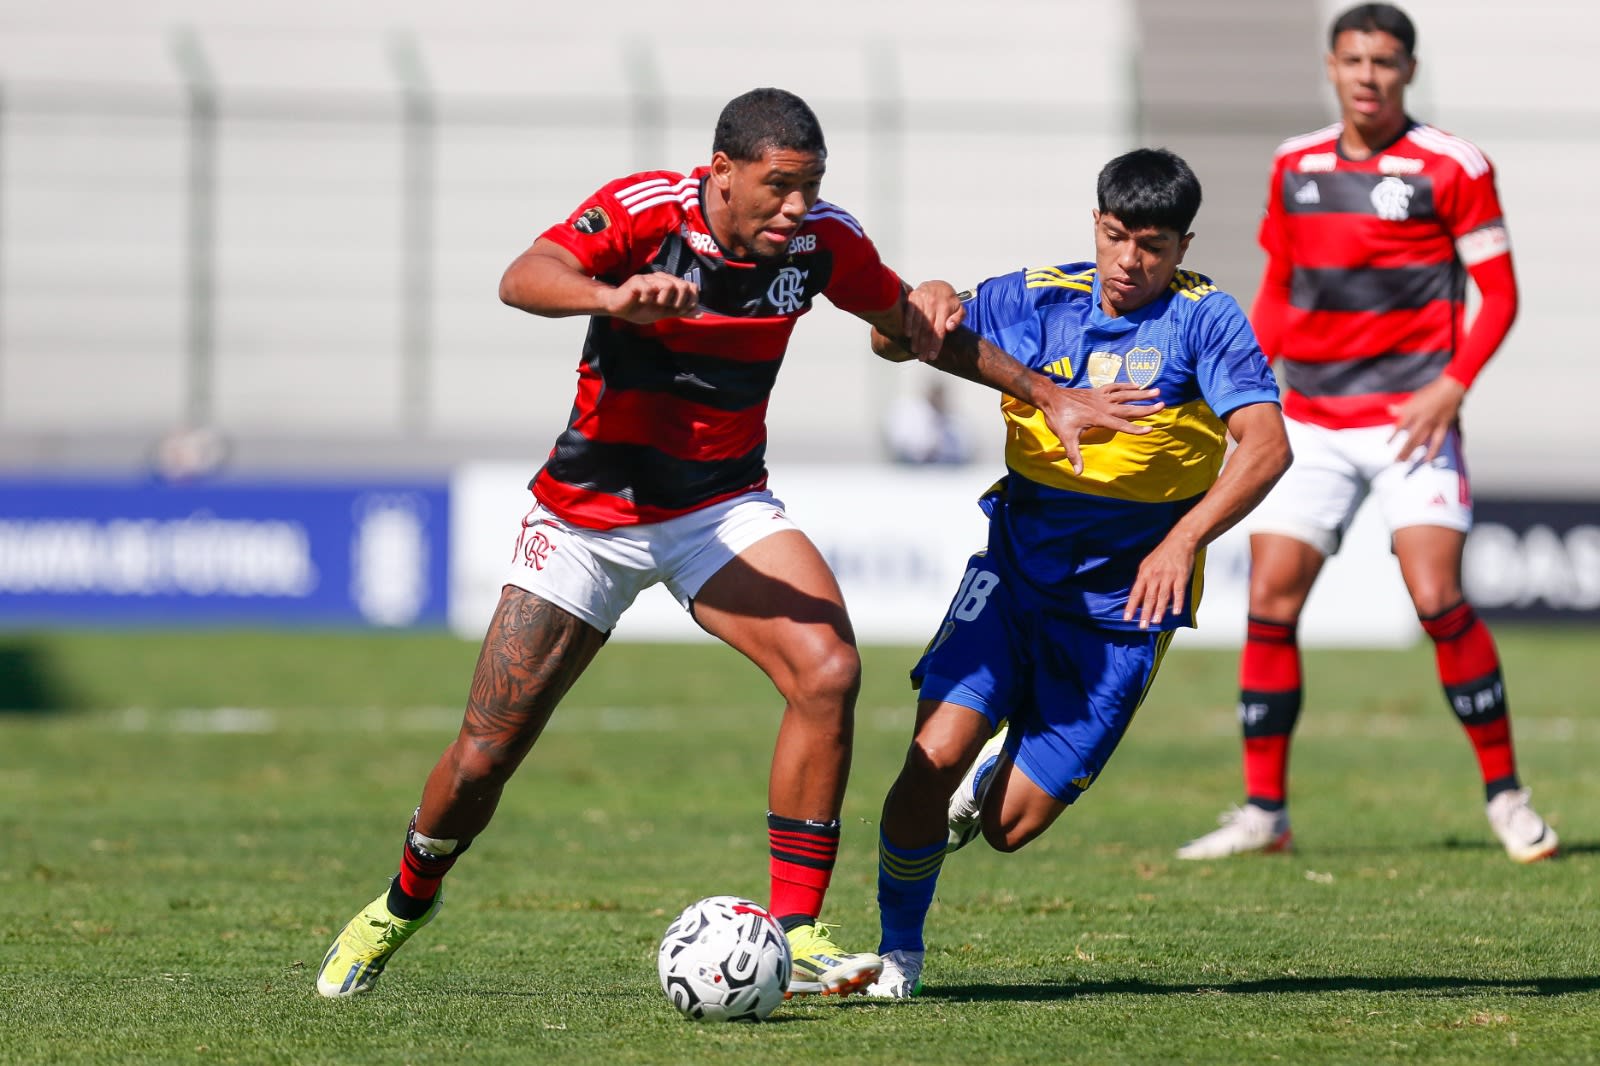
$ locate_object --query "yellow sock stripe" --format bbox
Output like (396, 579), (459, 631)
(879, 846), (945, 881)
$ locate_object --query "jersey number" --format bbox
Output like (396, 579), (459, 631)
(951, 567), (1000, 621)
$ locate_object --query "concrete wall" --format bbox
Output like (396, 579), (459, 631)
(1, 0), (1596, 491)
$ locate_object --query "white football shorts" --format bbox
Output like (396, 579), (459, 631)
(1245, 417), (1473, 556)
(503, 489), (798, 633)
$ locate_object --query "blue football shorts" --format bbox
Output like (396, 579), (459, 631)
(911, 550), (1170, 804)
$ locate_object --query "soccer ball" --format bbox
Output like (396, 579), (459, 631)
(657, 895), (791, 1022)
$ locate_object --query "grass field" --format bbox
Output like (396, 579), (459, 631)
(3, 628), (1597, 1065)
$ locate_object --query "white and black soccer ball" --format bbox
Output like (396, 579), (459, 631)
(657, 895), (791, 1022)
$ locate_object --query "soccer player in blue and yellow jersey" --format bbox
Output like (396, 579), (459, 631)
(863, 149), (1292, 997)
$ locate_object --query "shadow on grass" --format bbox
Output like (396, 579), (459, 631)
(928, 974), (1600, 1003)
(1440, 837), (1600, 857)
(1301, 837), (1595, 858)
(0, 640), (79, 714)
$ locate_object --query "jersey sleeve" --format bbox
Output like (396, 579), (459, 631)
(1190, 292), (1281, 419)
(1440, 155), (1512, 268)
(535, 175), (657, 279)
(1256, 156), (1292, 264)
(1250, 158), (1295, 357)
(1435, 148), (1518, 386)
(819, 224), (902, 314)
(963, 270), (1041, 364)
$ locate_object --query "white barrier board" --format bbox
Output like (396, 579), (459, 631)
(450, 463), (1417, 648)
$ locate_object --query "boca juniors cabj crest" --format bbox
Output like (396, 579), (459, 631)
(1125, 346), (1163, 387)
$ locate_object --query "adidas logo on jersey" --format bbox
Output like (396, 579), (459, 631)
(1294, 181), (1321, 205)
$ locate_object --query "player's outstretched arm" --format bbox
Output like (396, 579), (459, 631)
(861, 281), (965, 363)
(865, 290), (1163, 475)
(1124, 401), (1291, 629)
(499, 238), (700, 324)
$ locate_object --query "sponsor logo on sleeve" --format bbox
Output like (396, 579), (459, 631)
(1457, 223), (1511, 266)
(572, 206), (610, 234)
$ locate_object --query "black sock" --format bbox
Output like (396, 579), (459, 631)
(386, 876), (438, 921)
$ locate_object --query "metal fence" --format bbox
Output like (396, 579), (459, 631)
(0, 26), (1133, 474)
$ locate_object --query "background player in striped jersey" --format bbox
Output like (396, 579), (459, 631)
(1177, 4), (1559, 864)
(316, 87), (1155, 1002)
(864, 149), (1291, 997)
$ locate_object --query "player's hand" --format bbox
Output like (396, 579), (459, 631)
(904, 280), (966, 362)
(1388, 375), (1464, 464)
(1125, 534), (1197, 630)
(1039, 382), (1164, 475)
(605, 273), (701, 324)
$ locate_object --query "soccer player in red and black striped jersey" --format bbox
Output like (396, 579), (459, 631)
(317, 87), (1154, 1002)
(1177, 4), (1559, 865)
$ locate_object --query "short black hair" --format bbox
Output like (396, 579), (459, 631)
(1096, 148), (1202, 235)
(1330, 3), (1416, 56)
(711, 88), (827, 162)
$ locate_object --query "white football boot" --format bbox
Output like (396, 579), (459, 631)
(946, 726), (1007, 852)
(1175, 803), (1292, 860)
(864, 949), (925, 999)
(1486, 788), (1559, 864)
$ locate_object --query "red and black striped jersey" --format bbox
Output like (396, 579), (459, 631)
(530, 167), (901, 528)
(1258, 120), (1512, 428)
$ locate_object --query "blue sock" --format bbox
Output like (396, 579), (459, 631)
(877, 831), (947, 953)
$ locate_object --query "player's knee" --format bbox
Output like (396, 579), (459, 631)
(785, 641), (862, 710)
(1411, 585), (1465, 620)
(446, 738), (518, 790)
(903, 737), (974, 795)
(1247, 580), (1308, 621)
(1247, 548), (1320, 616)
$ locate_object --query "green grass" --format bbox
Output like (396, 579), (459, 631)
(2, 628), (1596, 1065)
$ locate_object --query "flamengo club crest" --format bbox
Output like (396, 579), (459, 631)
(1125, 346), (1163, 387)
(1370, 176), (1415, 221)
(1087, 351), (1123, 386)
(766, 266), (809, 313)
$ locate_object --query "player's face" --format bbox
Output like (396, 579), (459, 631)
(707, 146), (826, 261)
(1326, 29), (1415, 138)
(1092, 211), (1191, 317)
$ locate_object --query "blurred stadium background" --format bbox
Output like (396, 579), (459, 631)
(1, 0), (1597, 644)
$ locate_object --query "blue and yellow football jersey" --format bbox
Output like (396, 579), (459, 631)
(963, 262), (1280, 630)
